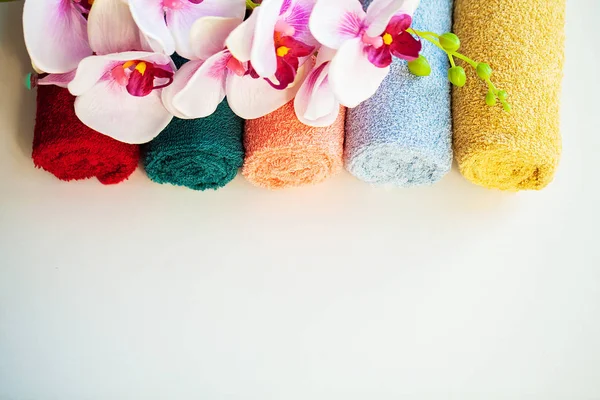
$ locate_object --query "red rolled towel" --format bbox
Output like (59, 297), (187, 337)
(32, 85), (140, 184)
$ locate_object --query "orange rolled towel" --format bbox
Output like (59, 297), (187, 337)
(243, 102), (345, 189)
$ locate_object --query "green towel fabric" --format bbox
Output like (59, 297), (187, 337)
(143, 55), (245, 191)
(143, 103), (245, 191)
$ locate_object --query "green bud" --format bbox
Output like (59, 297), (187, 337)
(408, 55), (431, 77)
(476, 63), (492, 80)
(439, 33), (460, 52)
(448, 66), (466, 87)
(485, 91), (497, 106)
(497, 90), (508, 101)
(502, 102), (512, 112)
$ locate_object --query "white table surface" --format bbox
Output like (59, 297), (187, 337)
(1, 1), (599, 399)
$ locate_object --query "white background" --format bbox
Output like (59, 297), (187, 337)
(1, 1), (599, 399)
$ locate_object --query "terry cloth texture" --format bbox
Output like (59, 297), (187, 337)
(344, 0), (453, 187)
(32, 85), (139, 185)
(243, 102), (345, 189)
(142, 54), (245, 191)
(143, 102), (245, 191)
(453, 0), (565, 191)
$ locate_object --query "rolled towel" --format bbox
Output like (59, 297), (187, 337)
(32, 85), (139, 185)
(452, 0), (565, 190)
(143, 103), (245, 191)
(344, 0), (453, 187)
(243, 102), (345, 189)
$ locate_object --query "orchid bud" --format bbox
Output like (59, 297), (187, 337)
(485, 91), (497, 106)
(502, 102), (512, 112)
(497, 90), (508, 101)
(408, 55), (431, 77)
(448, 66), (466, 87)
(476, 63), (492, 80)
(439, 33), (460, 52)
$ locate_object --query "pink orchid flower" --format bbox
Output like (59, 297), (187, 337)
(309, 0), (421, 107)
(294, 47), (340, 127)
(222, 0), (318, 118)
(226, 0), (317, 87)
(64, 0), (175, 143)
(23, 0), (94, 73)
(162, 16), (311, 121)
(161, 16), (246, 119)
(128, 0), (246, 59)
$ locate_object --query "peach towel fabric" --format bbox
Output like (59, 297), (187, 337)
(243, 102), (345, 189)
(452, 0), (565, 191)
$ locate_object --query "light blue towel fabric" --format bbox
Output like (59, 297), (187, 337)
(345, 0), (453, 187)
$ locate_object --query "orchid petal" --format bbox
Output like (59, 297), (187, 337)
(250, 0), (285, 78)
(328, 38), (389, 107)
(74, 80), (172, 144)
(88, 0), (143, 55)
(365, 0), (420, 37)
(386, 13), (413, 34)
(281, 0), (318, 47)
(23, 0), (92, 73)
(166, 0), (246, 59)
(309, 0), (365, 50)
(37, 70), (77, 88)
(315, 46), (338, 65)
(366, 44), (392, 67)
(389, 30), (422, 60)
(225, 8), (258, 62)
(226, 56), (314, 119)
(190, 17), (243, 61)
(129, 0), (175, 55)
(294, 62), (339, 127)
(170, 51), (229, 118)
(69, 52), (172, 96)
(161, 60), (204, 119)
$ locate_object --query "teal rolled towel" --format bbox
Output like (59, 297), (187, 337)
(143, 57), (245, 191)
(345, 0), (453, 187)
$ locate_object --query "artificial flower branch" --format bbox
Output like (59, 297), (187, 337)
(406, 28), (511, 111)
(21, 0), (515, 143)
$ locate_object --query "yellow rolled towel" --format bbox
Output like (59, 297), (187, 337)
(452, 0), (565, 191)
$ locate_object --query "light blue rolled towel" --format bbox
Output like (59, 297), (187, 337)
(345, 0), (452, 186)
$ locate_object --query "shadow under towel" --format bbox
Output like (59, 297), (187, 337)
(32, 85), (139, 185)
(344, 0), (453, 187)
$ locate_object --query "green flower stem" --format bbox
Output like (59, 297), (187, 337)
(449, 52), (477, 68)
(448, 54), (456, 68)
(408, 27), (510, 111)
(246, 0), (259, 9)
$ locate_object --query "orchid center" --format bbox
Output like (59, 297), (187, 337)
(111, 60), (174, 97)
(363, 14), (422, 68)
(382, 33), (393, 46)
(276, 46), (290, 57)
(246, 33), (315, 91)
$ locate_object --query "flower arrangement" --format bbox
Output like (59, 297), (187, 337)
(22, 0), (509, 144)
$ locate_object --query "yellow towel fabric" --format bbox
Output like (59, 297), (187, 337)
(452, 0), (565, 191)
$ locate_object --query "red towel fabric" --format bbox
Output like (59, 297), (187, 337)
(32, 85), (140, 184)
